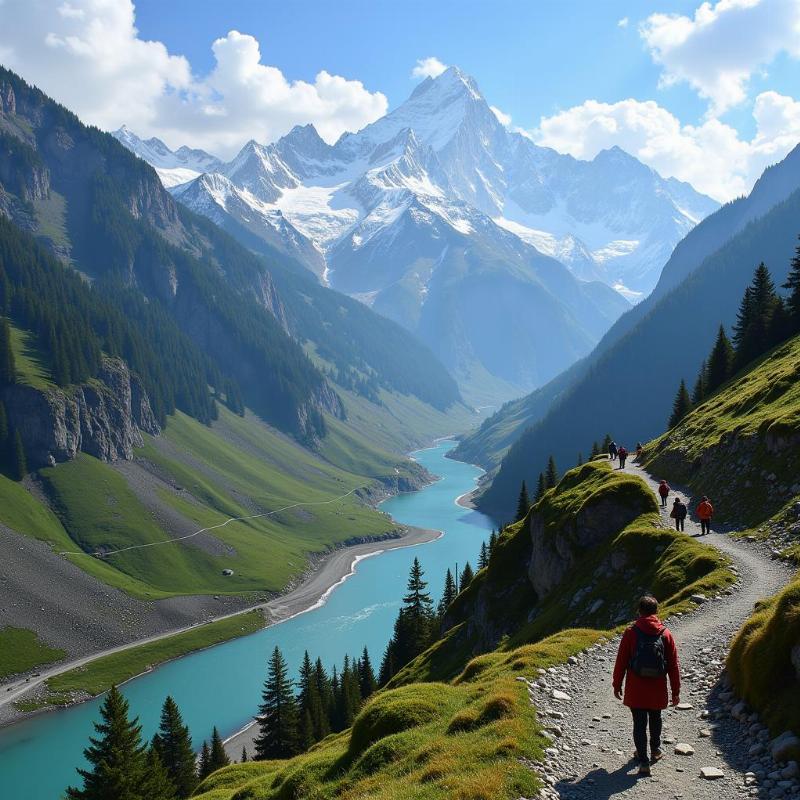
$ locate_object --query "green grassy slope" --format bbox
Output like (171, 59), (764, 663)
(0, 628), (65, 680)
(643, 334), (800, 735)
(3, 404), (433, 601)
(193, 462), (733, 800)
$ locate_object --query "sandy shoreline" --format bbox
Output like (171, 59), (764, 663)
(0, 524), (441, 727)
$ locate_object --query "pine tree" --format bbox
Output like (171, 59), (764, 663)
(151, 696), (197, 798)
(358, 647), (377, 700)
(706, 325), (734, 393)
(668, 379), (692, 429)
(545, 456), (558, 489)
(733, 263), (781, 367)
(784, 235), (800, 333)
(691, 360), (707, 405)
(459, 562), (474, 590)
(488, 530), (498, 556)
(12, 429), (26, 481)
(0, 317), (15, 386)
(313, 658), (333, 738)
(142, 748), (177, 800)
(437, 568), (458, 615)
(535, 472), (546, 501)
(197, 741), (211, 781)
(378, 646), (395, 686)
(515, 481), (530, 522)
(298, 650), (325, 743)
(478, 541), (489, 570)
(254, 647), (300, 760)
(65, 685), (149, 800)
(240, 746), (248, 763)
(401, 558), (434, 653)
(208, 727), (230, 773)
(590, 441), (600, 459)
(602, 433), (612, 453)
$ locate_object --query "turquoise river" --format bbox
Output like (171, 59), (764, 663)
(0, 440), (493, 799)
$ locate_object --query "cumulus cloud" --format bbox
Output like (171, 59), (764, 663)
(640, 0), (800, 115)
(490, 105), (512, 126)
(411, 56), (447, 79)
(0, 0), (388, 156)
(534, 93), (800, 201)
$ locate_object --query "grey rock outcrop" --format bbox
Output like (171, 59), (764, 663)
(1, 357), (160, 468)
(527, 491), (653, 599)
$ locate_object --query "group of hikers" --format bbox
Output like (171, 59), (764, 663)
(658, 480), (714, 535)
(607, 440), (645, 469)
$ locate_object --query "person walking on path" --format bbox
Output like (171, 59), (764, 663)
(613, 595), (681, 777)
(670, 497), (687, 531)
(635, 442), (643, 461)
(658, 480), (670, 508)
(608, 441), (618, 461)
(618, 445), (628, 469)
(697, 496), (714, 535)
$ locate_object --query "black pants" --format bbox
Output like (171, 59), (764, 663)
(631, 708), (662, 762)
(674, 518), (684, 531)
(700, 519), (711, 535)
(619, 457), (626, 468)
(660, 495), (668, 507)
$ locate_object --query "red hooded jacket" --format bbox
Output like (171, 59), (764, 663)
(613, 615), (681, 710)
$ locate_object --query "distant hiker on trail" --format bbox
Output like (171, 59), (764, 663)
(613, 595), (681, 777)
(609, 441), (618, 461)
(617, 445), (628, 469)
(635, 442), (643, 461)
(697, 496), (714, 535)
(670, 497), (687, 531)
(657, 480), (670, 508)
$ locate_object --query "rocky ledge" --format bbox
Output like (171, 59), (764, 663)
(1, 357), (160, 468)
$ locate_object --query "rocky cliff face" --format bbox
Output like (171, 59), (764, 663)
(527, 492), (649, 599)
(1, 358), (160, 468)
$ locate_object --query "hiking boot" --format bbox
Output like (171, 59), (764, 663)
(638, 761), (651, 777)
(651, 748), (664, 763)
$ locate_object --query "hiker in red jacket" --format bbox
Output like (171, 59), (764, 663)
(697, 496), (714, 535)
(657, 480), (670, 508)
(613, 595), (681, 777)
(617, 445), (628, 469)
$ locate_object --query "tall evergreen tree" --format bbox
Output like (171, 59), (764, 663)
(478, 541), (489, 569)
(378, 646), (395, 687)
(358, 647), (377, 700)
(488, 530), (498, 557)
(668, 379), (693, 429)
(602, 433), (612, 453)
(12, 429), (26, 481)
(240, 746), (248, 763)
(515, 481), (530, 522)
(151, 696), (197, 798)
(545, 455), (559, 489)
(437, 568), (458, 616)
(254, 647), (300, 760)
(197, 742), (211, 781)
(208, 727), (230, 773)
(733, 263), (781, 367)
(590, 440), (600, 459)
(784, 235), (800, 333)
(0, 317), (15, 386)
(65, 685), (149, 800)
(706, 325), (734, 393)
(401, 558), (434, 653)
(535, 472), (546, 502)
(691, 360), (707, 405)
(459, 562), (474, 591)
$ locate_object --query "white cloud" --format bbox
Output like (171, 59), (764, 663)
(640, 0), (800, 115)
(0, 0), (388, 156)
(411, 56), (447, 79)
(618, 17), (630, 28)
(490, 105), (512, 126)
(534, 93), (800, 201)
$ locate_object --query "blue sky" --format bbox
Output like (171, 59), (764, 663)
(1, 0), (799, 200)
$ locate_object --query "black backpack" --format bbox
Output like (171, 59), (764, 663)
(629, 626), (667, 678)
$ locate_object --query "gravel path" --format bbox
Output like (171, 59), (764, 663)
(528, 459), (798, 800)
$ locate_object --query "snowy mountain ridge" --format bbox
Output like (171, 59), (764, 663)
(115, 67), (717, 402)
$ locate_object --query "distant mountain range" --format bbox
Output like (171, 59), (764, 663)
(115, 67), (716, 403)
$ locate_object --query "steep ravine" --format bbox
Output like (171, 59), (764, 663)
(529, 461), (796, 800)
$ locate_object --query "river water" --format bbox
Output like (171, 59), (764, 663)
(0, 441), (493, 799)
